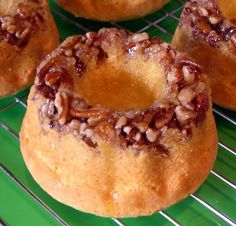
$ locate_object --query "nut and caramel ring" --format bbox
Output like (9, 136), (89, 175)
(35, 28), (209, 155)
(181, 0), (236, 52)
(0, 0), (46, 48)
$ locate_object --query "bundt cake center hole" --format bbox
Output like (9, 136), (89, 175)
(76, 61), (166, 111)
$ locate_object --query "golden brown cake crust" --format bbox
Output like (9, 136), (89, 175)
(172, 0), (236, 110)
(20, 28), (218, 217)
(0, 0), (59, 98)
(55, 0), (169, 21)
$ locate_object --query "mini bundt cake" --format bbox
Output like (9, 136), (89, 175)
(20, 28), (218, 217)
(172, 0), (236, 110)
(0, 0), (59, 98)
(55, 0), (169, 21)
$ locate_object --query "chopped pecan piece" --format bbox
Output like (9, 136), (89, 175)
(115, 116), (127, 129)
(146, 128), (160, 143)
(70, 108), (106, 119)
(175, 106), (196, 125)
(45, 71), (62, 86)
(54, 92), (69, 124)
(82, 136), (97, 148)
(154, 109), (174, 129)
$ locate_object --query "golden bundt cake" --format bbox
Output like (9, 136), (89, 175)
(20, 28), (217, 217)
(55, 0), (169, 21)
(0, 0), (59, 98)
(173, 0), (236, 110)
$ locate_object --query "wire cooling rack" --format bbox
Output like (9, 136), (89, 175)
(0, 0), (236, 225)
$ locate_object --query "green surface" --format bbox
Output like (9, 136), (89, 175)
(0, 0), (236, 225)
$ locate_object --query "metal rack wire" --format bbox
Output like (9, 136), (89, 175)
(0, 0), (235, 225)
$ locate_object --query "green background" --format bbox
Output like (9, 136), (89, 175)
(0, 0), (235, 225)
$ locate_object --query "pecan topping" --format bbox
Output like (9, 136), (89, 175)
(181, 0), (236, 53)
(123, 126), (132, 135)
(182, 66), (195, 84)
(175, 106), (196, 125)
(70, 108), (106, 119)
(115, 116), (127, 129)
(82, 136), (97, 148)
(45, 71), (61, 86)
(54, 92), (69, 125)
(35, 28), (209, 155)
(75, 57), (86, 76)
(209, 15), (222, 25)
(0, 1), (46, 48)
(154, 109), (174, 129)
(146, 129), (160, 143)
(178, 87), (195, 109)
